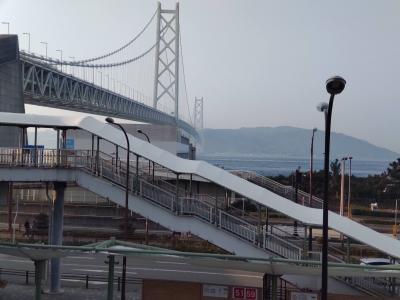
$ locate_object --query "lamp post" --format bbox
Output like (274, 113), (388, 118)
(317, 76), (346, 300)
(106, 117), (130, 241)
(347, 156), (353, 217)
(56, 49), (63, 72)
(309, 128), (317, 207)
(22, 32), (30, 53)
(1, 22), (9, 34)
(40, 41), (48, 58)
(137, 129), (152, 245)
(69, 56), (75, 76)
(340, 157), (348, 217)
(137, 129), (151, 174)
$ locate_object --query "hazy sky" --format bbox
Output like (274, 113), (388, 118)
(1, 0), (400, 152)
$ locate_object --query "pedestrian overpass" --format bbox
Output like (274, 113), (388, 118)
(0, 112), (399, 297)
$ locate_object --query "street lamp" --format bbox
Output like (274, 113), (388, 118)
(309, 128), (317, 206)
(40, 41), (48, 58)
(340, 157), (348, 217)
(69, 56), (75, 76)
(1, 22), (9, 34)
(137, 129), (151, 174)
(106, 117), (130, 242)
(22, 32), (30, 53)
(317, 75), (346, 300)
(56, 49), (63, 72)
(347, 156), (353, 217)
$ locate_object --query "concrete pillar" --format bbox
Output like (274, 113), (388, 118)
(34, 260), (46, 300)
(0, 35), (25, 206)
(50, 182), (66, 293)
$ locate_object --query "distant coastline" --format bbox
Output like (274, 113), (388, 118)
(199, 126), (399, 162)
(199, 155), (390, 177)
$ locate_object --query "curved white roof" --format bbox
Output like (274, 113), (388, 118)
(1, 112), (399, 258)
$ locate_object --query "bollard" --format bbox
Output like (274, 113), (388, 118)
(25, 270), (29, 285)
(118, 276), (121, 291)
(85, 275), (89, 289)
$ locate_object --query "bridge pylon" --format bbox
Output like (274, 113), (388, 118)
(194, 97), (204, 130)
(153, 2), (180, 121)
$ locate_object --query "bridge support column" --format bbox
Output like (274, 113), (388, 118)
(0, 35), (25, 206)
(34, 260), (46, 300)
(49, 182), (66, 293)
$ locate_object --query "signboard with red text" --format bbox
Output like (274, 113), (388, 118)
(232, 287), (258, 300)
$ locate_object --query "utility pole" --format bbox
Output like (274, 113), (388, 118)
(340, 157), (347, 217)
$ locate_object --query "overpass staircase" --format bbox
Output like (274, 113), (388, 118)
(0, 148), (396, 297)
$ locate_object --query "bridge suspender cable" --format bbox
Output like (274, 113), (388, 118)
(20, 9), (157, 67)
(20, 44), (156, 68)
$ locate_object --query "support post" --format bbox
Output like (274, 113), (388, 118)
(152, 161), (155, 183)
(136, 155), (139, 194)
(346, 237), (351, 263)
(189, 174), (193, 197)
(7, 182), (12, 234)
(106, 255), (115, 300)
(271, 275), (278, 300)
(34, 127), (38, 166)
(49, 182), (66, 293)
(263, 273), (269, 300)
(175, 173), (179, 213)
(115, 145), (119, 173)
(56, 130), (60, 166)
(308, 226), (313, 255)
(258, 204), (262, 246)
(35, 260), (45, 300)
(96, 137), (100, 175)
(121, 256), (127, 300)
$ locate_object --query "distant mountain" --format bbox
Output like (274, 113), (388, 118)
(198, 126), (399, 161)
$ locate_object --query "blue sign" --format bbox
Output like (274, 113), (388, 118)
(65, 139), (75, 150)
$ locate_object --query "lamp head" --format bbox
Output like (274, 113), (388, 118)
(137, 129), (143, 134)
(105, 117), (115, 124)
(326, 76), (346, 95)
(316, 102), (329, 112)
(313, 127), (318, 133)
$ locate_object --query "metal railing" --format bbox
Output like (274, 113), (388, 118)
(232, 170), (323, 208)
(0, 147), (395, 297)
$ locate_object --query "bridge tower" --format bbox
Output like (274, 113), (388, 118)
(194, 97), (204, 130)
(153, 2), (180, 121)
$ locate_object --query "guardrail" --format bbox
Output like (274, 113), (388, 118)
(232, 170), (323, 208)
(0, 267), (140, 290)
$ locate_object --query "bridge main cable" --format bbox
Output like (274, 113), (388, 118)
(20, 44), (156, 68)
(20, 9), (157, 66)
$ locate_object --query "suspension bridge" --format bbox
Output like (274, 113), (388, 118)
(0, 2), (202, 141)
(1, 3), (400, 299)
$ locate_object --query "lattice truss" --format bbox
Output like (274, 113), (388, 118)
(21, 58), (175, 125)
(153, 3), (180, 119)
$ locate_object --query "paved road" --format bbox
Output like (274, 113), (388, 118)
(0, 252), (263, 288)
